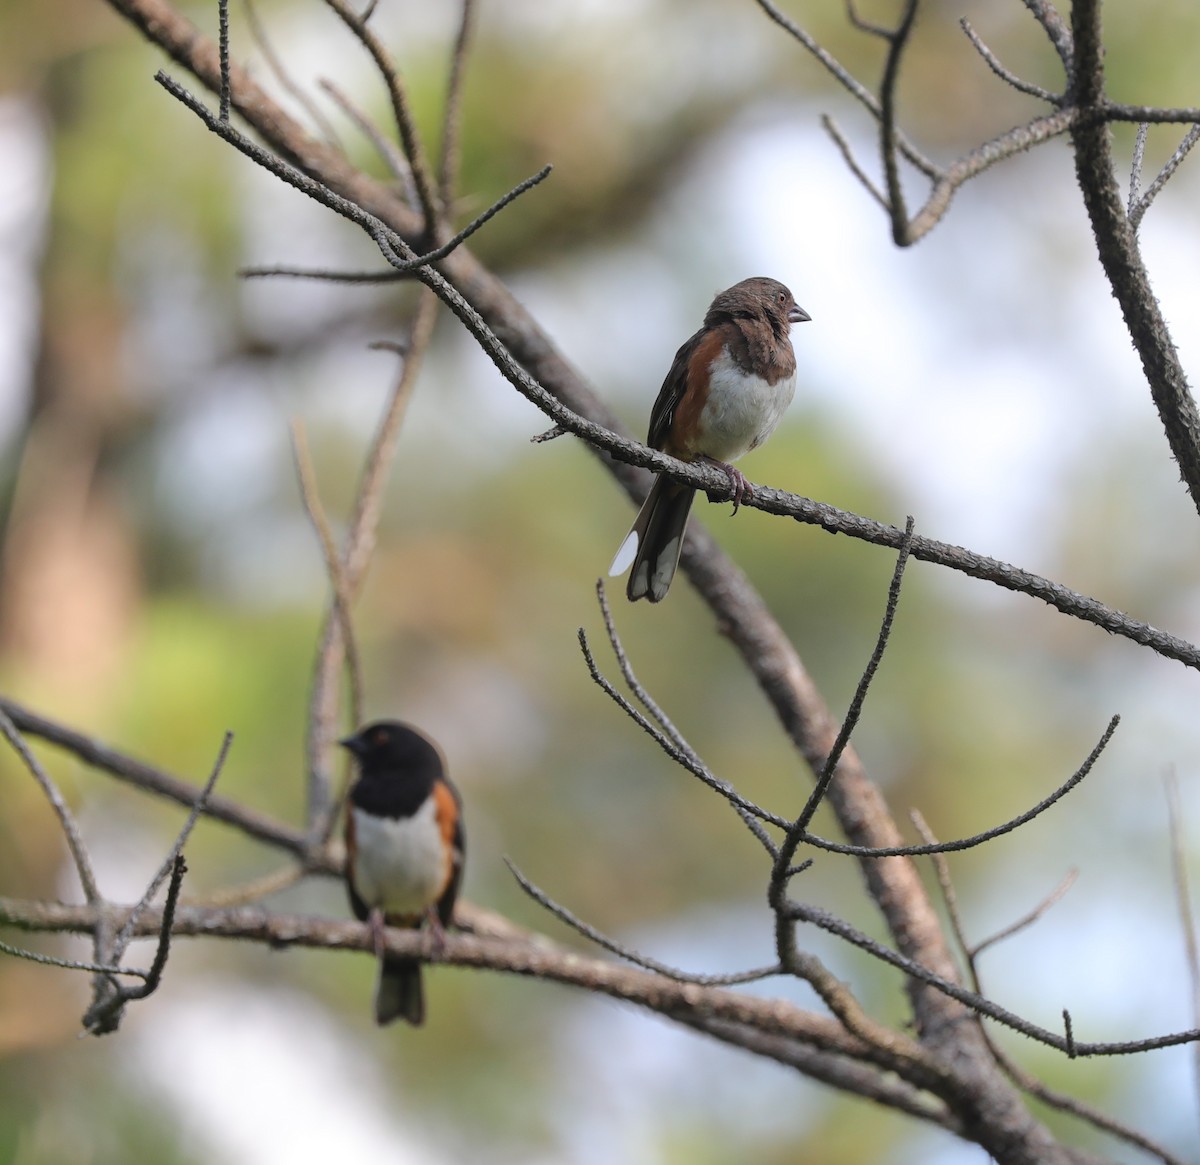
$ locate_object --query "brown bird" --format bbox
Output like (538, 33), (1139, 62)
(610, 277), (810, 602)
(341, 721), (464, 1026)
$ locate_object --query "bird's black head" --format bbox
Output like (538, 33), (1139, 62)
(340, 721), (445, 815)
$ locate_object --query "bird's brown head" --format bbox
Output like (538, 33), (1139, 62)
(705, 277), (811, 339)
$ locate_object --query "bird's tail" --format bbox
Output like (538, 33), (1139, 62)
(375, 955), (424, 1026)
(609, 477), (696, 602)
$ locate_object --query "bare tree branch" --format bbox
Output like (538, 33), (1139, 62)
(43, 2), (1198, 1156)
(914, 813), (1186, 1165)
(1070, 0), (1200, 518)
(0, 695), (318, 861)
(0, 894), (926, 1073)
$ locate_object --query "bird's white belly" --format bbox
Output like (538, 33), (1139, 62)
(351, 801), (445, 917)
(698, 349), (796, 463)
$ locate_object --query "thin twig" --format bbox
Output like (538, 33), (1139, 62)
(218, 0), (231, 121)
(308, 288), (440, 845)
(1104, 102), (1200, 125)
(241, 164), (550, 282)
(960, 17), (1059, 102)
(876, 0), (921, 244)
(1128, 121), (1148, 213)
(111, 732), (233, 959)
(794, 715), (1119, 859)
(596, 579), (697, 760)
(0, 695), (316, 860)
(794, 516), (915, 837)
(769, 522), (914, 1016)
(753, 0), (940, 178)
(762, 0), (1087, 244)
(321, 0), (443, 233)
(788, 899), (1200, 1058)
(242, 0), (343, 150)
(914, 812), (1184, 1165)
(191, 862), (305, 908)
(291, 420), (364, 736)
(83, 856), (189, 1033)
(971, 869), (1078, 959)
(0, 939), (149, 978)
(0, 709), (101, 905)
(577, 628), (785, 851)
(506, 859), (781, 987)
(438, 0), (477, 208)
(910, 809), (970, 974)
(120, 856), (188, 1001)
(845, 0), (893, 40)
(591, 581), (780, 855)
(318, 77), (415, 193)
(820, 114), (889, 209)
(239, 266), (401, 284)
(1020, 0), (1074, 74)
(1130, 122), (1200, 232)
(1166, 770), (1200, 1135)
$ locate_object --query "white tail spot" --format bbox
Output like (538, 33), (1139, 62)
(609, 530), (640, 577)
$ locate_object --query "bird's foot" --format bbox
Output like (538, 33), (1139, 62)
(700, 456), (752, 513)
(369, 907), (388, 960)
(424, 907), (447, 960)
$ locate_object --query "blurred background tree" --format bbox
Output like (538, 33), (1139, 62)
(1, 1), (1200, 1162)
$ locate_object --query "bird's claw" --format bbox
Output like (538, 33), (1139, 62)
(369, 907), (388, 960)
(701, 457), (751, 513)
(425, 907), (447, 960)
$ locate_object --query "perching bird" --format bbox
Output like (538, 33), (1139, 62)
(610, 276), (810, 602)
(341, 721), (464, 1026)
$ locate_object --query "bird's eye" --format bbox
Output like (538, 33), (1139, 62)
(372, 727), (390, 746)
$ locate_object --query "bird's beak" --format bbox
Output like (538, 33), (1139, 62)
(789, 305), (811, 324)
(339, 734), (364, 757)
